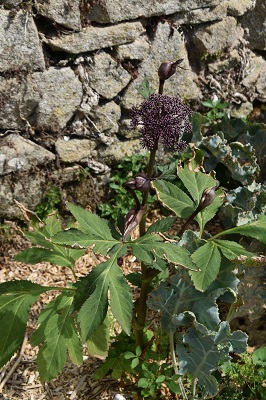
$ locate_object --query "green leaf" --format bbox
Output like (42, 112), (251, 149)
(190, 241), (221, 291)
(178, 165), (217, 204)
(0, 281), (58, 369)
(15, 247), (84, 269)
(53, 228), (119, 254)
(213, 213), (266, 244)
(67, 203), (114, 240)
(213, 240), (255, 260)
(109, 264), (133, 336)
(78, 280), (109, 343)
(154, 242), (198, 271)
(33, 292), (82, 382)
(152, 180), (194, 219)
(87, 318), (110, 358)
(146, 217), (176, 234)
(252, 347), (266, 366)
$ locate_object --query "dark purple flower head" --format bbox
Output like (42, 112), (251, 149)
(130, 93), (193, 151)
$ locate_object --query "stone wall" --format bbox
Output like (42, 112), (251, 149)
(0, 0), (265, 218)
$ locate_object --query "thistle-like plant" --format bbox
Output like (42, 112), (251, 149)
(0, 60), (265, 399)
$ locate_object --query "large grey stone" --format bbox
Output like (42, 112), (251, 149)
(88, 52), (131, 100)
(88, 0), (222, 23)
(0, 134), (55, 176)
(173, 2), (227, 25)
(121, 22), (201, 111)
(36, 0), (82, 31)
(55, 137), (97, 163)
(242, 55), (266, 102)
(0, 172), (47, 219)
(0, 10), (45, 72)
(193, 17), (239, 56)
(227, 0), (255, 16)
(240, 0), (266, 50)
(88, 101), (121, 141)
(115, 36), (151, 61)
(46, 21), (145, 53)
(20, 67), (83, 131)
(0, 77), (25, 129)
(97, 139), (146, 165)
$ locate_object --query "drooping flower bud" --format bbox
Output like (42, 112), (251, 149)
(117, 256), (123, 266)
(199, 182), (219, 210)
(123, 173), (152, 192)
(123, 205), (146, 241)
(158, 59), (184, 81)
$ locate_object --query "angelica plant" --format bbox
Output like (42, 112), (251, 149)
(0, 60), (265, 399)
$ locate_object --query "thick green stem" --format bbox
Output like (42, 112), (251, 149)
(134, 79), (163, 347)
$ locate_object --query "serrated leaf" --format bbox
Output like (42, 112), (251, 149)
(152, 180), (194, 219)
(67, 203), (114, 240)
(213, 213), (266, 244)
(178, 165), (216, 204)
(36, 292), (82, 382)
(53, 228), (119, 254)
(87, 318), (110, 358)
(15, 247), (84, 269)
(0, 281), (57, 369)
(213, 239), (255, 260)
(146, 217), (176, 234)
(78, 280), (109, 343)
(65, 317), (83, 365)
(154, 242), (198, 271)
(109, 264), (133, 336)
(190, 241), (221, 291)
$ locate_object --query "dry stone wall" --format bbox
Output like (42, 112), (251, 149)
(0, 0), (265, 218)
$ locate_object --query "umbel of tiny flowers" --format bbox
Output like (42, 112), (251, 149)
(130, 93), (193, 152)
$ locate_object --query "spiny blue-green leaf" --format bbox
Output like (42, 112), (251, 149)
(67, 202), (114, 239)
(77, 276), (109, 342)
(109, 264), (133, 336)
(148, 271), (220, 332)
(177, 322), (244, 396)
(14, 247), (84, 269)
(36, 292), (82, 382)
(53, 228), (119, 254)
(152, 180), (194, 218)
(0, 281), (53, 368)
(190, 241), (221, 291)
(213, 213), (266, 244)
(87, 317), (110, 358)
(213, 239), (255, 261)
(178, 165), (217, 204)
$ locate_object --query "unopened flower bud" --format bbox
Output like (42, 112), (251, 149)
(123, 173), (152, 192)
(117, 256), (123, 266)
(123, 205), (146, 241)
(199, 183), (219, 210)
(158, 59), (183, 81)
